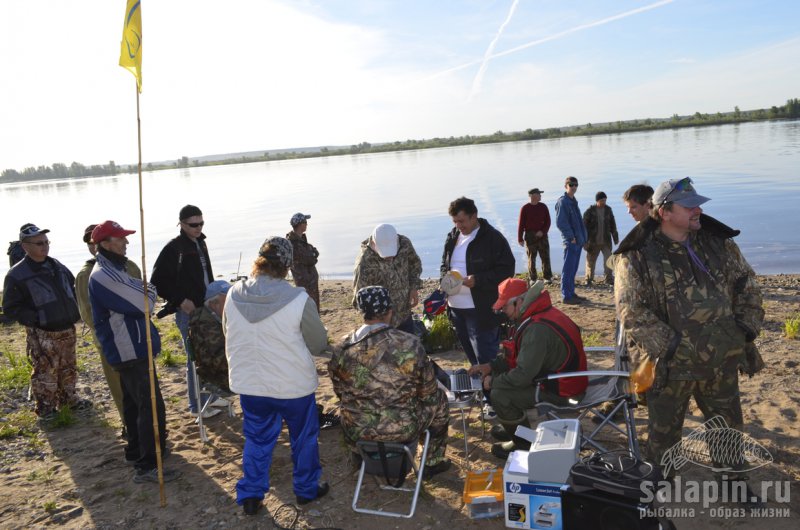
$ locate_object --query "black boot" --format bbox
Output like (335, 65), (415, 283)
(490, 419), (531, 460)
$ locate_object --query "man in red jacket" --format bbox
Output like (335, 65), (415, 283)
(469, 278), (587, 459)
(517, 188), (552, 282)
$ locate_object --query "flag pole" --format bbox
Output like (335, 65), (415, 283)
(134, 83), (167, 506)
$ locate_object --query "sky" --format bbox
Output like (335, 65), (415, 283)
(1, 0), (799, 171)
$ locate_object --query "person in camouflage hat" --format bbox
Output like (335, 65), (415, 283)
(330, 286), (451, 478)
(613, 177), (764, 506)
(188, 280), (232, 393)
(286, 213), (320, 309)
(352, 224), (423, 333)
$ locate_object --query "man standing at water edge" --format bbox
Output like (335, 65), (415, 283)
(441, 197), (515, 368)
(517, 188), (552, 283)
(582, 191), (619, 286)
(151, 205), (215, 418)
(613, 178), (764, 505)
(2, 223), (87, 418)
(555, 176), (588, 304)
(88, 220), (179, 483)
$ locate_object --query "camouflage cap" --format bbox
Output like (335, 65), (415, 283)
(290, 212), (311, 227)
(653, 177), (710, 208)
(258, 236), (293, 267)
(356, 285), (393, 319)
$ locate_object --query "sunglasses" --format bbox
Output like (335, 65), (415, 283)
(568, 183), (578, 188)
(183, 221), (205, 228)
(24, 240), (50, 247)
(660, 177), (694, 205)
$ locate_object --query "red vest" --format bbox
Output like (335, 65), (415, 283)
(507, 291), (588, 397)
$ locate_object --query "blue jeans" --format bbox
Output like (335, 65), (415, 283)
(448, 307), (500, 366)
(561, 241), (582, 301)
(175, 310), (200, 413)
(237, 393), (321, 503)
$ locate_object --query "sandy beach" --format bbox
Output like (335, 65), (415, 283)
(0, 276), (798, 529)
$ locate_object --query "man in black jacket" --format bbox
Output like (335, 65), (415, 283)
(2, 223), (87, 417)
(441, 197), (515, 368)
(151, 205), (214, 416)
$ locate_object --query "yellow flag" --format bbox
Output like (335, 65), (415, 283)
(119, 0), (142, 92)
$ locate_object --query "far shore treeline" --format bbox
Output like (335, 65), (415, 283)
(3, 98), (799, 185)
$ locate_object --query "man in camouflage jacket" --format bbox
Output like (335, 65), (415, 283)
(287, 213), (320, 309)
(330, 286), (450, 475)
(352, 224), (422, 333)
(613, 178), (764, 490)
(188, 280), (232, 393)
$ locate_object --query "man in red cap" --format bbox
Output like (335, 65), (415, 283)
(469, 278), (588, 459)
(89, 220), (179, 483)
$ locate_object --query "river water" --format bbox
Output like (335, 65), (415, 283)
(2, 119), (799, 282)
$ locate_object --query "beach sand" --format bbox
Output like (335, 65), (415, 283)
(0, 276), (798, 529)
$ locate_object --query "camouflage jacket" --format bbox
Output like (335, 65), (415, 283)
(286, 231), (319, 289)
(329, 324), (445, 445)
(188, 306), (230, 391)
(352, 235), (422, 327)
(613, 215), (763, 381)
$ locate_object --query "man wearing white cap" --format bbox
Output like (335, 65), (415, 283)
(3, 223), (85, 418)
(352, 224), (422, 333)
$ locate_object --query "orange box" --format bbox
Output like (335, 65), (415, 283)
(463, 468), (504, 519)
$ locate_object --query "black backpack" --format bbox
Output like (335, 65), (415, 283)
(7, 241), (24, 267)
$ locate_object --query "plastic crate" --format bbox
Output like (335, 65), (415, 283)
(463, 468), (504, 519)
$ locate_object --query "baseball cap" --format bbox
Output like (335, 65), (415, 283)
(492, 278), (545, 311)
(595, 191), (607, 201)
(19, 223), (50, 241)
(205, 280), (232, 302)
(258, 236), (293, 267)
(528, 188), (544, 195)
(179, 204), (202, 220)
(440, 270), (463, 296)
(91, 220), (136, 243)
(290, 213), (311, 227)
(652, 177), (710, 208)
(370, 224), (398, 258)
(83, 224), (98, 244)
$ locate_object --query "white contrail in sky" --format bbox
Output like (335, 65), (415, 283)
(469, 0), (520, 100)
(424, 0), (675, 83)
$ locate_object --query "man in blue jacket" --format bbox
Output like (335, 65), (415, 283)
(89, 220), (179, 483)
(555, 176), (588, 304)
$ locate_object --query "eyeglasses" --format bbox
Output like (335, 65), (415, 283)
(183, 221), (205, 228)
(568, 183), (578, 188)
(24, 240), (50, 247)
(660, 177), (694, 205)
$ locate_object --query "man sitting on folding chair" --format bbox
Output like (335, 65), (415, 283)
(469, 279), (588, 459)
(329, 286), (451, 479)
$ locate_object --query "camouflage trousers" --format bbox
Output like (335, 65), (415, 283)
(646, 369), (745, 478)
(341, 392), (450, 466)
(524, 234), (552, 281)
(26, 326), (78, 416)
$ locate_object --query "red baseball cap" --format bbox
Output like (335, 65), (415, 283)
(91, 220), (136, 243)
(492, 278), (529, 311)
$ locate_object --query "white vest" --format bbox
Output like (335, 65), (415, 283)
(224, 292), (318, 399)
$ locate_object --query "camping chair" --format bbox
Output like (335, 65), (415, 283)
(532, 328), (641, 460)
(186, 341), (234, 442)
(352, 430), (431, 518)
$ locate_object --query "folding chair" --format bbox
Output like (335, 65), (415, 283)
(186, 342), (234, 442)
(352, 430), (430, 518)
(533, 328), (641, 460)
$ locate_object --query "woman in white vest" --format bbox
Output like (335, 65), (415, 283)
(224, 236), (329, 516)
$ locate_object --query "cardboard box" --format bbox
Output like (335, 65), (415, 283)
(503, 454), (564, 529)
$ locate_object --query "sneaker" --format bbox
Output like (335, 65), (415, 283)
(318, 410), (341, 430)
(133, 467), (181, 483)
(422, 459), (452, 480)
(207, 396), (230, 408)
(482, 403), (497, 420)
(242, 497), (262, 516)
(296, 481), (330, 505)
(563, 297), (581, 305)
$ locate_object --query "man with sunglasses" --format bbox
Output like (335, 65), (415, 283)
(152, 204), (216, 417)
(613, 177), (765, 507)
(554, 176), (588, 304)
(2, 223), (85, 418)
